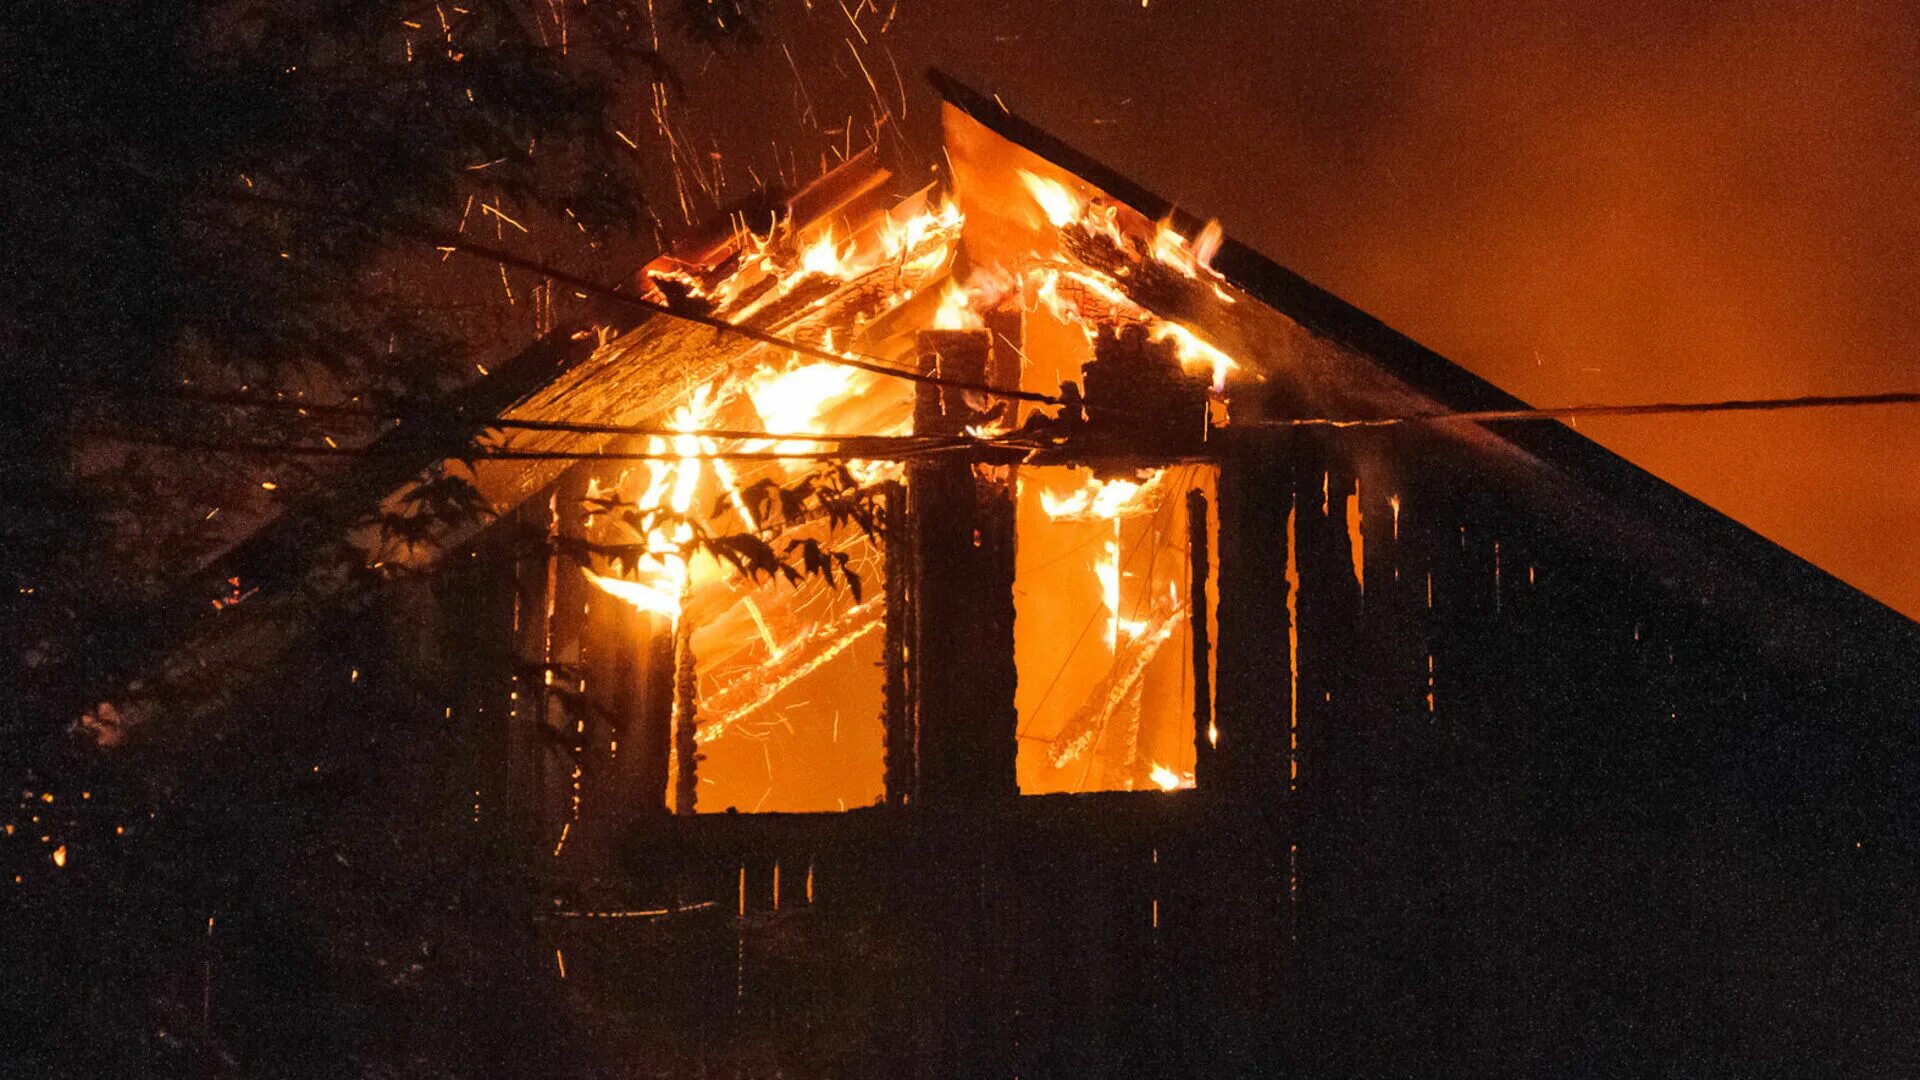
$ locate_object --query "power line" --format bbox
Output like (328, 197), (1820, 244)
(1250, 391), (1920, 428)
(162, 383), (1920, 444)
(115, 387), (1920, 468)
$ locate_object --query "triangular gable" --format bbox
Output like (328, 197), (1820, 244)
(929, 69), (1920, 670)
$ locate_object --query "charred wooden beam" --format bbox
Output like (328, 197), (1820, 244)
(638, 620), (674, 816)
(1078, 323), (1211, 475)
(1046, 603), (1184, 771)
(699, 600), (884, 739)
(671, 599), (700, 816)
(984, 308), (1026, 418)
(567, 458), (653, 866)
(880, 480), (916, 806)
(1188, 488), (1216, 790)
(909, 329), (1019, 806)
(1214, 439), (1294, 804)
(506, 497), (551, 851)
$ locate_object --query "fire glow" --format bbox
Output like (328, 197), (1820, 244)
(569, 126), (1234, 808)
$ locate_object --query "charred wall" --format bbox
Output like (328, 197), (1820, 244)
(1216, 422), (1920, 1074)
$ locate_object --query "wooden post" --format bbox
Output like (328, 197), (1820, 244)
(582, 461), (653, 859)
(1209, 436), (1300, 1065)
(637, 621), (674, 816)
(1214, 439), (1294, 802)
(671, 585), (699, 815)
(880, 480), (916, 806)
(908, 328), (1019, 806)
(1188, 488), (1216, 790)
(547, 471), (591, 850)
(507, 496), (553, 853)
(984, 308), (1025, 424)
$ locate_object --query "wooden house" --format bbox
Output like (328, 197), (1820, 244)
(107, 72), (1920, 1076)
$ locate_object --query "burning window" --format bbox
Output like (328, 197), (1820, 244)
(518, 100), (1244, 821)
(1016, 464), (1209, 794)
(576, 359), (914, 814)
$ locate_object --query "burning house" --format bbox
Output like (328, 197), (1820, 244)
(101, 72), (1920, 1075)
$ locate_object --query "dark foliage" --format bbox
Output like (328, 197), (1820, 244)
(560, 462), (884, 602)
(0, 3), (772, 1076)
(0, 0), (761, 743)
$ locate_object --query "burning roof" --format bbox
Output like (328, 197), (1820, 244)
(105, 70), (1919, 756)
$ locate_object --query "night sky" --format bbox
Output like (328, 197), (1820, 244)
(667, 0), (1920, 617)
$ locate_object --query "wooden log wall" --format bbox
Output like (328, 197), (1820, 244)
(423, 458), (681, 890)
(1211, 419), (1920, 1073)
(412, 399), (1920, 1075)
(880, 480), (916, 806)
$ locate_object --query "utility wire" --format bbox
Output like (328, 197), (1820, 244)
(161, 384), (1920, 443)
(1249, 391), (1920, 428)
(118, 389), (1920, 467)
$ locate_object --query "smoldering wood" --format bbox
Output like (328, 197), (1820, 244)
(1098, 691), (1145, 790)
(1078, 322), (1211, 472)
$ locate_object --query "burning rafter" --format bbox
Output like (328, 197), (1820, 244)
(1046, 601), (1188, 773)
(697, 599), (884, 742)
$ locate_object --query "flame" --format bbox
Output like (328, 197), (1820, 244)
(746, 356), (911, 488)
(1096, 534), (1124, 651)
(1039, 471), (1164, 521)
(584, 566), (680, 620)
(1148, 321), (1237, 392)
(797, 228), (852, 279)
(932, 279), (984, 330)
(1150, 218), (1225, 278)
(1029, 267), (1071, 323)
(1018, 169), (1084, 229)
(1149, 764), (1194, 792)
(1092, 527), (1152, 650)
(1193, 220), (1224, 269)
(585, 384), (726, 622)
(1040, 471), (1169, 653)
(1024, 266), (1135, 329)
(747, 361), (865, 437)
(881, 196), (964, 262)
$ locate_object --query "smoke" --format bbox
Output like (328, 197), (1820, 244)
(655, 0), (1920, 615)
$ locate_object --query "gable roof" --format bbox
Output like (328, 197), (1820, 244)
(100, 71), (1920, 728)
(929, 68), (1920, 674)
